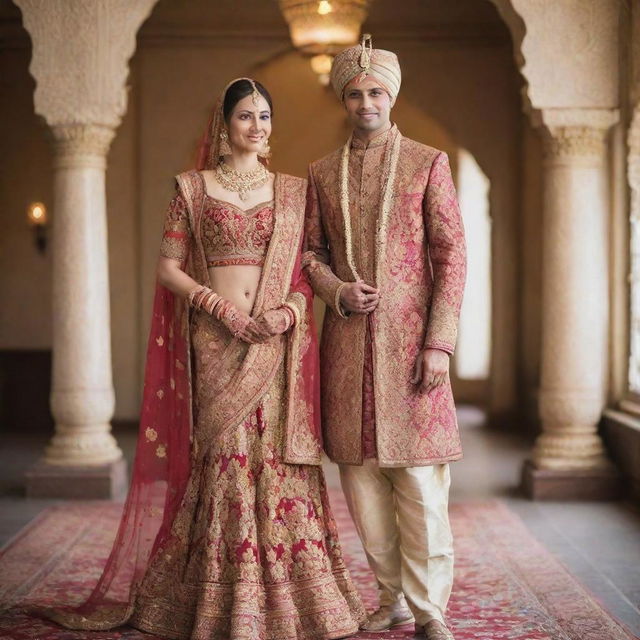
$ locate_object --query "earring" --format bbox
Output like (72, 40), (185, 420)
(219, 129), (232, 156)
(258, 137), (271, 160)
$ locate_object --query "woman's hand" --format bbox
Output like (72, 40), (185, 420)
(411, 348), (449, 394)
(217, 303), (271, 344)
(255, 308), (292, 338)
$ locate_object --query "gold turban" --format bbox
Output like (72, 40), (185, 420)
(330, 34), (401, 105)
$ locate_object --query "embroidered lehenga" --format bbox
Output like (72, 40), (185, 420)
(39, 87), (364, 640)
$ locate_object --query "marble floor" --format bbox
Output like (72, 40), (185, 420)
(1, 406), (639, 635)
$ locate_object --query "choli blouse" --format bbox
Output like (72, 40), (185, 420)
(160, 190), (274, 267)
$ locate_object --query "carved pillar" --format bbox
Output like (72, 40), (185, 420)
(45, 124), (120, 467)
(16, 0), (157, 498)
(522, 108), (622, 499)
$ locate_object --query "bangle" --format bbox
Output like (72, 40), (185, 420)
(188, 285), (222, 316)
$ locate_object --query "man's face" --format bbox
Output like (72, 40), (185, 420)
(343, 75), (392, 136)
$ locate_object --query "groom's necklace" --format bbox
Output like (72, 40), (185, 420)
(339, 127), (401, 283)
(215, 161), (270, 201)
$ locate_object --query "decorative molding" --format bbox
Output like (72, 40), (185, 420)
(532, 432), (609, 471)
(542, 126), (607, 162)
(490, 0), (620, 121)
(14, 0), (157, 128)
(45, 430), (123, 466)
(51, 124), (116, 169)
(534, 108), (619, 164)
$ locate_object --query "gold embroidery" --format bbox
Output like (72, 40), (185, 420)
(130, 391), (364, 638)
(338, 127), (401, 284)
(305, 133), (466, 466)
(155, 444), (167, 458)
(156, 336), (164, 347)
(145, 427), (158, 442)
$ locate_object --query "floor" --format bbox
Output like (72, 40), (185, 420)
(1, 406), (639, 636)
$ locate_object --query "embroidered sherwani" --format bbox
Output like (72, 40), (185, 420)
(304, 125), (466, 627)
(303, 125), (466, 468)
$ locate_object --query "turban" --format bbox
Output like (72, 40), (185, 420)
(330, 34), (401, 105)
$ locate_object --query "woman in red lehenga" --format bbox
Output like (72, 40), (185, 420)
(44, 78), (365, 639)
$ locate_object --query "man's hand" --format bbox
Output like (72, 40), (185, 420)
(340, 280), (380, 314)
(411, 348), (450, 394)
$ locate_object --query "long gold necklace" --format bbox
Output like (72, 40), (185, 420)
(214, 161), (270, 201)
(339, 126), (402, 283)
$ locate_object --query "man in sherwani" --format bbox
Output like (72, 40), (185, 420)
(302, 35), (466, 640)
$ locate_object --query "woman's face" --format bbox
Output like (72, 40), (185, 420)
(226, 93), (272, 156)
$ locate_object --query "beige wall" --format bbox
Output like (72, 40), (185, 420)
(0, 6), (525, 423)
(0, 44), (52, 350)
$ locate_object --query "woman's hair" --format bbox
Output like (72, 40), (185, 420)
(223, 79), (273, 121)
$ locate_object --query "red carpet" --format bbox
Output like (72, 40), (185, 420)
(0, 492), (635, 640)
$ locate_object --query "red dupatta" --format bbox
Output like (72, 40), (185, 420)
(35, 170), (321, 631)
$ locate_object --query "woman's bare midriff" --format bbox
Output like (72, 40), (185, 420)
(207, 264), (262, 315)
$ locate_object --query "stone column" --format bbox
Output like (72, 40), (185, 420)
(522, 108), (621, 500)
(16, 0), (158, 498)
(45, 124), (120, 467)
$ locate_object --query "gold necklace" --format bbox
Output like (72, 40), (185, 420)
(214, 161), (270, 201)
(339, 127), (401, 283)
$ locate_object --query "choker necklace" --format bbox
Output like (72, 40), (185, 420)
(214, 161), (270, 201)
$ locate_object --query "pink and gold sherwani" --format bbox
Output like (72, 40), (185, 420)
(303, 124), (466, 468)
(304, 36), (467, 634)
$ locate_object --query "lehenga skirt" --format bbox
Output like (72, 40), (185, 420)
(129, 315), (365, 640)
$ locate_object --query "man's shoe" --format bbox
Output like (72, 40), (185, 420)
(415, 619), (455, 639)
(360, 604), (415, 632)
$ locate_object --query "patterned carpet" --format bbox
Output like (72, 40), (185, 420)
(0, 491), (635, 640)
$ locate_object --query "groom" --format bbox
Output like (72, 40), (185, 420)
(302, 35), (466, 640)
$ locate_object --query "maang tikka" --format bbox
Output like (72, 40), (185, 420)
(248, 79), (271, 160)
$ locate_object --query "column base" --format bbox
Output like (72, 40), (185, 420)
(25, 458), (128, 499)
(521, 460), (622, 501)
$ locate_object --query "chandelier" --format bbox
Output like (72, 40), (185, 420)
(279, 0), (371, 84)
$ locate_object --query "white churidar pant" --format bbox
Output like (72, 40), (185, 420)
(339, 460), (453, 625)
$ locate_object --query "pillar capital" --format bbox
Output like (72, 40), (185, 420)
(51, 124), (116, 170)
(534, 108), (619, 165)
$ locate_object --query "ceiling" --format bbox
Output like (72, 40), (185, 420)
(0, 0), (510, 47)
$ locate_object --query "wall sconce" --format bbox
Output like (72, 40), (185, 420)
(27, 202), (48, 253)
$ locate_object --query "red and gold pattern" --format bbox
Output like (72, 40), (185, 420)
(160, 194), (274, 268)
(130, 367), (364, 639)
(176, 171), (321, 465)
(129, 171), (364, 638)
(31, 171), (356, 638)
(303, 126), (467, 467)
(2, 499), (635, 640)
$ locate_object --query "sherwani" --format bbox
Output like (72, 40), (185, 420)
(303, 125), (466, 467)
(303, 125), (466, 626)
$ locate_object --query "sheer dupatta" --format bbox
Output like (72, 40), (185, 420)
(35, 170), (320, 631)
(39, 258), (194, 630)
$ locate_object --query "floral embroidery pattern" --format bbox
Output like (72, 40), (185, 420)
(304, 131), (466, 466)
(130, 383), (364, 638)
(202, 197), (274, 267)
